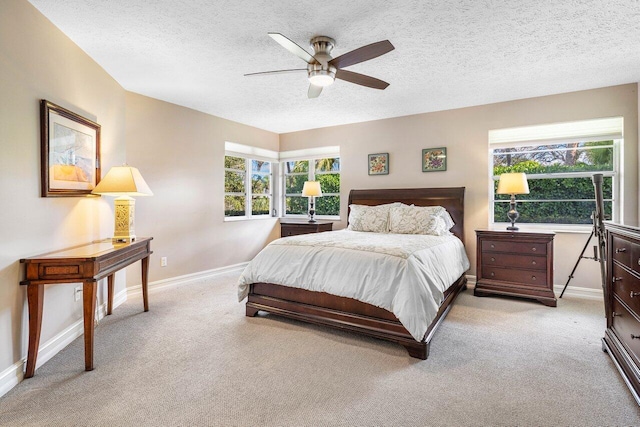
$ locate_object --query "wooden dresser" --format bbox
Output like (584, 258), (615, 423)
(603, 222), (640, 405)
(280, 219), (333, 237)
(475, 229), (556, 307)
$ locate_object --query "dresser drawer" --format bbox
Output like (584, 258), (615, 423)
(481, 240), (547, 256)
(612, 296), (640, 366)
(482, 252), (547, 271)
(481, 266), (547, 287)
(612, 263), (640, 314)
(612, 235), (640, 275)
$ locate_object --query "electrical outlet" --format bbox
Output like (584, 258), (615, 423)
(74, 286), (82, 302)
(160, 257), (167, 267)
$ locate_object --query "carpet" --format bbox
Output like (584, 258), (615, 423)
(1, 273), (638, 426)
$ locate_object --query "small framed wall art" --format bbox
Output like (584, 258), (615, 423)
(422, 147), (447, 172)
(41, 100), (101, 197)
(368, 153), (389, 175)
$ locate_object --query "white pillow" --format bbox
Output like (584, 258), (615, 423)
(347, 203), (401, 233)
(389, 205), (454, 236)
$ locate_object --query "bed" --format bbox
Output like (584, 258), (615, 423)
(239, 187), (468, 359)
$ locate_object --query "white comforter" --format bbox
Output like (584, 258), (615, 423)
(238, 229), (470, 342)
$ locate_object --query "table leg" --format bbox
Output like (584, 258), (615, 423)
(141, 255), (150, 312)
(25, 284), (44, 378)
(107, 274), (114, 315)
(83, 281), (97, 371)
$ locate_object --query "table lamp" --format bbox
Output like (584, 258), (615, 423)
(92, 165), (153, 243)
(496, 172), (529, 231)
(302, 181), (322, 223)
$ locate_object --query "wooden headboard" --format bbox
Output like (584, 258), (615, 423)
(347, 187), (466, 244)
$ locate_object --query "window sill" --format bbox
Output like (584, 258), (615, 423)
(282, 215), (341, 221)
(491, 222), (593, 234)
(224, 216), (278, 222)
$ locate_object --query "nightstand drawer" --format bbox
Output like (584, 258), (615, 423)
(282, 227), (313, 237)
(482, 266), (547, 287)
(482, 253), (546, 271)
(280, 221), (333, 238)
(612, 235), (640, 275)
(612, 296), (640, 366)
(612, 263), (640, 315)
(481, 240), (547, 255)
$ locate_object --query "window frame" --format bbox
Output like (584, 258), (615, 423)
(489, 139), (620, 230)
(281, 155), (341, 220)
(224, 154), (273, 221)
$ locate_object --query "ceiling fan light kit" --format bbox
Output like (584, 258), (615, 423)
(246, 33), (394, 98)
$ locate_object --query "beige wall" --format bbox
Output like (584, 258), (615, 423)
(124, 93), (280, 285)
(0, 0), (127, 375)
(280, 84), (639, 291)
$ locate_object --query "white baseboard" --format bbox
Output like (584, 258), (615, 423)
(0, 288), (128, 398)
(126, 262), (248, 298)
(466, 274), (603, 301)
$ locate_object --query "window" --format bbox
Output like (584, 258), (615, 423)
(283, 157), (340, 217)
(224, 155), (272, 218)
(491, 141), (616, 225)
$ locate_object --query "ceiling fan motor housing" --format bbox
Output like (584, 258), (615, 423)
(308, 36), (336, 86)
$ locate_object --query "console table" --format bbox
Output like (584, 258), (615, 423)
(20, 237), (153, 377)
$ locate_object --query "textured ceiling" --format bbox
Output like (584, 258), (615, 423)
(28, 0), (640, 134)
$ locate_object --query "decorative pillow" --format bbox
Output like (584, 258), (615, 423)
(347, 203), (401, 233)
(389, 205), (455, 236)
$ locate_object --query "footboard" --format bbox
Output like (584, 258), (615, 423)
(246, 274), (467, 359)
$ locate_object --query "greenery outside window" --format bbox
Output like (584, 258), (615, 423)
(225, 155), (272, 219)
(491, 140), (617, 225)
(283, 157), (340, 218)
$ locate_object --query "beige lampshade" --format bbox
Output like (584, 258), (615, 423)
(302, 181), (322, 197)
(92, 165), (153, 196)
(497, 172), (529, 195)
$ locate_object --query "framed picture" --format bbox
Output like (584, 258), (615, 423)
(422, 147), (447, 172)
(41, 100), (101, 197)
(368, 153), (389, 175)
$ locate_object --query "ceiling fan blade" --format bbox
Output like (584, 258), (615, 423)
(329, 40), (394, 69)
(244, 69), (307, 77)
(268, 33), (315, 64)
(335, 69), (389, 90)
(308, 84), (323, 98)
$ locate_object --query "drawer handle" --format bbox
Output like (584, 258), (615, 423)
(531, 260), (537, 265)
(531, 276), (536, 281)
(532, 247), (537, 252)
(612, 277), (623, 283)
(490, 244), (495, 249)
(638, 258), (640, 266)
(630, 291), (640, 298)
(616, 248), (627, 253)
(612, 312), (621, 317)
(490, 272), (495, 277)
(490, 257), (495, 262)
(632, 335), (640, 340)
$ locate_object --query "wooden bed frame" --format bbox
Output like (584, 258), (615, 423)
(246, 187), (467, 359)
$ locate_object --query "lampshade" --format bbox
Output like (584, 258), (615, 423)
(497, 173), (529, 195)
(302, 181), (323, 197)
(92, 165), (153, 196)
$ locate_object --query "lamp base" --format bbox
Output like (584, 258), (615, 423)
(112, 196), (136, 243)
(506, 225), (519, 231)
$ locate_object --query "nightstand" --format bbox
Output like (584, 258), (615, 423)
(280, 219), (333, 237)
(475, 229), (556, 307)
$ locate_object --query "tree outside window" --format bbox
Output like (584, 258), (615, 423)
(225, 155), (272, 218)
(492, 141), (615, 225)
(284, 157), (340, 217)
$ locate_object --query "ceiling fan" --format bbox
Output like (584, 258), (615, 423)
(245, 33), (395, 98)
